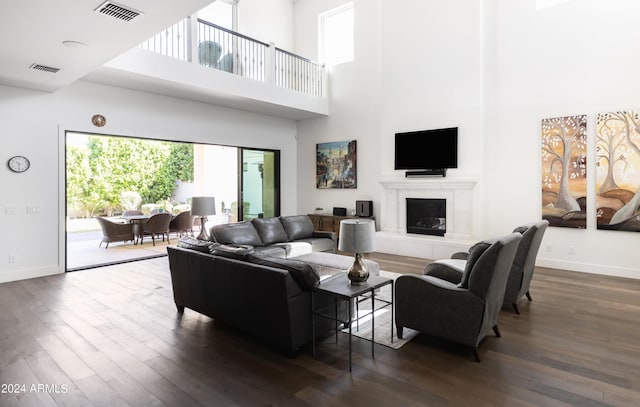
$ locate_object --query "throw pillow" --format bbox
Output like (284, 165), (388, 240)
(177, 236), (215, 253)
(246, 253), (320, 290)
(211, 221), (263, 246)
(210, 244), (254, 260)
(279, 215), (314, 240)
(252, 217), (289, 245)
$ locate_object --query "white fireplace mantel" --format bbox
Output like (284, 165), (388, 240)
(376, 177), (477, 259)
(379, 178), (476, 191)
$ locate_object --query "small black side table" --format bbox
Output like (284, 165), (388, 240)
(312, 273), (393, 371)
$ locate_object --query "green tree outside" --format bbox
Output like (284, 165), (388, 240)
(66, 135), (194, 217)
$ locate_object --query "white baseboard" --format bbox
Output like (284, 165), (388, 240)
(0, 265), (62, 284)
(536, 257), (640, 280)
(375, 234), (640, 280)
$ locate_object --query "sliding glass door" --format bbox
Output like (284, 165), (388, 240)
(65, 132), (280, 271)
(240, 148), (280, 220)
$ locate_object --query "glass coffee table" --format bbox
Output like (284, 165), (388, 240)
(311, 273), (393, 371)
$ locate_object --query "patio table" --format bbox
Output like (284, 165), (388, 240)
(120, 214), (150, 244)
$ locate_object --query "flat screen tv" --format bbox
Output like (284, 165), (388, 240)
(394, 127), (458, 171)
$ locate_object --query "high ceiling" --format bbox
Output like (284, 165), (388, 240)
(0, 0), (212, 92)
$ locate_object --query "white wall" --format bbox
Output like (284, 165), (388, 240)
(239, 0), (294, 51)
(295, 0), (383, 217)
(0, 80), (297, 283)
(379, 0), (485, 236)
(295, 0), (640, 278)
(294, 0), (484, 228)
(484, 0), (640, 278)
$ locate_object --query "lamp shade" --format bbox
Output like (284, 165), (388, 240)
(190, 197), (216, 216)
(338, 219), (376, 253)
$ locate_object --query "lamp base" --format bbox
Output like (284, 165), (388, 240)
(196, 217), (210, 241)
(347, 253), (369, 285)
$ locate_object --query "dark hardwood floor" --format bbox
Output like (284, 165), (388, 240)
(1, 253), (639, 406)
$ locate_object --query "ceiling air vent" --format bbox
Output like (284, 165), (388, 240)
(94, 1), (143, 22)
(29, 63), (60, 73)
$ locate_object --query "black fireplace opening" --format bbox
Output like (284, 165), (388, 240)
(406, 198), (446, 236)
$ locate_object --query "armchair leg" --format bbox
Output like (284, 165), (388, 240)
(512, 303), (520, 314)
(492, 325), (501, 338)
(471, 347), (481, 362)
(397, 325), (404, 339)
(176, 304), (185, 313)
(525, 291), (533, 301)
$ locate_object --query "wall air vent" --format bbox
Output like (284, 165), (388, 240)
(94, 1), (143, 22)
(29, 63), (60, 73)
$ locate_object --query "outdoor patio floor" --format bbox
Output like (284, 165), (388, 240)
(66, 219), (181, 270)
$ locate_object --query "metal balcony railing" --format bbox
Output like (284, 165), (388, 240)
(139, 17), (326, 98)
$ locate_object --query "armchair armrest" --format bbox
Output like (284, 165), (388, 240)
(424, 260), (465, 284)
(396, 275), (484, 319)
(451, 251), (469, 260)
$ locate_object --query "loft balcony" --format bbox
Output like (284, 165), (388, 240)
(85, 18), (328, 120)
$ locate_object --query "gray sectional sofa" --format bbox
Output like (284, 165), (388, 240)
(210, 215), (336, 257)
(166, 215), (346, 355)
(167, 242), (342, 356)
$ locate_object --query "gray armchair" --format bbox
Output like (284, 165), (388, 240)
(503, 220), (548, 313)
(395, 233), (522, 361)
(432, 220), (549, 314)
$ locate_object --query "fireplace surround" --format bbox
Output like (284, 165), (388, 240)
(377, 178), (476, 259)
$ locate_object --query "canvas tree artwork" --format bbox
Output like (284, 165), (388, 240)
(541, 115), (587, 228)
(595, 110), (640, 232)
(316, 140), (357, 189)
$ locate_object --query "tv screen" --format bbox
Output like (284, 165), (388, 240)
(394, 127), (458, 170)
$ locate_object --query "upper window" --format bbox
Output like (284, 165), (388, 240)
(198, 0), (237, 30)
(318, 3), (354, 66)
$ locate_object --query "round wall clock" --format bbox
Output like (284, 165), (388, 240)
(8, 155), (30, 173)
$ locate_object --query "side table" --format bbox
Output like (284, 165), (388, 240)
(311, 273), (393, 371)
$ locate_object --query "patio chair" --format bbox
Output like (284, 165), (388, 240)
(96, 217), (135, 249)
(141, 212), (173, 246)
(169, 211), (196, 238)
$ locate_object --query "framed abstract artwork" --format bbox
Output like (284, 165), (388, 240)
(316, 140), (357, 189)
(541, 115), (587, 228)
(596, 110), (640, 232)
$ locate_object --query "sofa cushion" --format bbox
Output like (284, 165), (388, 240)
(211, 221), (263, 246)
(253, 245), (287, 258)
(271, 241), (313, 258)
(177, 236), (215, 253)
(246, 253), (320, 290)
(252, 217), (289, 245)
(297, 237), (335, 254)
(209, 243), (254, 260)
(280, 215), (314, 240)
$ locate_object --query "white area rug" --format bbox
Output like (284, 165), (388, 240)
(341, 270), (419, 350)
